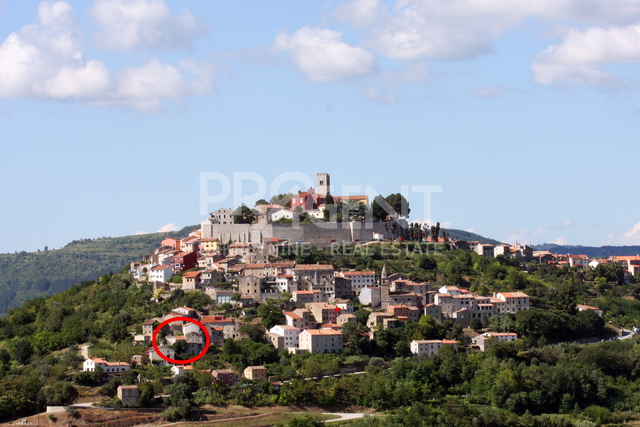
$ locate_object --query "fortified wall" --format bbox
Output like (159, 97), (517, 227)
(201, 220), (406, 244)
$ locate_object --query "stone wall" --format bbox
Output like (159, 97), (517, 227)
(202, 220), (406, 244)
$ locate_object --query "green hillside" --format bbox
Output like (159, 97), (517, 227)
(0, 225), (198, 316)
(443, 228), (505, 246)
(0, 225), (501, 316)
(1, 240), (638, 423)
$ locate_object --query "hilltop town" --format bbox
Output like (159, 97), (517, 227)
(2, 174), (640, 425)
(69, 174), (638, 413)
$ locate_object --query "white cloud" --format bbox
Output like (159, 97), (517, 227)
(466, 228), (475, 233)
(362, 85), (396, 103)
(0, 1), (213, 111)
(532, 25), (640, 85)
(157, 223), (180, 232)
(90, 0), (208, 50)
(136, 230), (149, 235)
(38, 1), (75, 30)
(334, 0), (386, 28)
(601, 221), (640, 245)
(107, 59), (213, 111)
(38, 60), (110, 98)
(334, 0), (640, 61)
(549, 237), (569, 245)
(272, 27), (375, 81)
(330, 0), (640, 86)
(504, 220), (576, 244)
(360, 0), (529, 60)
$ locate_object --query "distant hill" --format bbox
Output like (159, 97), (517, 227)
(443, 228), (505, 246)
(533, 244), (640, 258)
(0, 225), (198, 316)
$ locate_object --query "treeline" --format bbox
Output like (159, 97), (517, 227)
(130, 336), (640, 425)
(0, 225), (197, 315)
(2, 243), (640, 422)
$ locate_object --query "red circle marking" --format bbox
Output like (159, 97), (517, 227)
(152, 316), (211, 365)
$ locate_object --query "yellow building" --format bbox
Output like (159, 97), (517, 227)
(243, 365), (268, 381)
(199, 238), (220, 252)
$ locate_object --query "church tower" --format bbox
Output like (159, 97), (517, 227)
(316, 172), (330, 196)
(380, 263), (390, 308)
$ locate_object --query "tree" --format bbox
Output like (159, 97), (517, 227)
(239, 323), (265, 342)
(285, 414), (324, 427)
(470, 317), (482, 331)
(255, 199), (269, 206)
(270, 193), (294, 208)
(231, 292), (242, 302)
(138, 382), (157, 407)
(165, 382), (193, 406)
(172, 340), (188, 358)
(342, 321), (370, 354)
(38, 381), (79, 406)
(385, 193), (410, 218)
(354, 308), (371, 325)
(257, 299), (285, 329)
(372, 196), (389, 221)
(234, 205), (256, 224)
(552, 280), (580, 315)
(419, 255), (437, 271)
(372, 193), (410, 221)
(11, 338), (33, 365)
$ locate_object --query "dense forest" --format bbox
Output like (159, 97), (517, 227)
(2, 241), (640, 424)
(0, 225), (198, 315)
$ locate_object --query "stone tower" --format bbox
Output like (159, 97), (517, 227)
(380, 263), (390, 308)
(316, 172), (330, 196)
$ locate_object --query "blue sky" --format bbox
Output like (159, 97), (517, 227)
(2, 0), (640, 253)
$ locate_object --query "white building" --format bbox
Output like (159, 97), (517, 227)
(359, 286), (381, 308)
(210, 208), (235, 225)
(269, 325), (301, 350)
(149, 264), (173, 283)
(147, 346), (175, 366)
(410, 340), (458, 357)
(495, 292), (530, 313)
(438, 285), (462, 295)
(341, 271), (376, 294)
(472, 332), (518, 351)
(476, 244), (495, 257)
(269, 208), (295, 222)
(171, 365), (194, 377)
(299, 329), (343, 354)
(83, 358), (130, 374)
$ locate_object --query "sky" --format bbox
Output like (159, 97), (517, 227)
(2, 0), (640, 253)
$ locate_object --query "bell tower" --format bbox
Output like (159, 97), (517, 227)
(316, 172), (330, 196)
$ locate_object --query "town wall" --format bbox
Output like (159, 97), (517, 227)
(201, 220), (404, 244)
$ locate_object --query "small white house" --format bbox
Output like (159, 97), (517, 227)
(149, 264), (173, 283)
(147, 346), (176, 366)
(83, 357), (130, 374)
(171, 365), (194, 377)
(269, 208), (294, 222)
(472, 332), (518, 351)
(410, 340), (458, 357)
